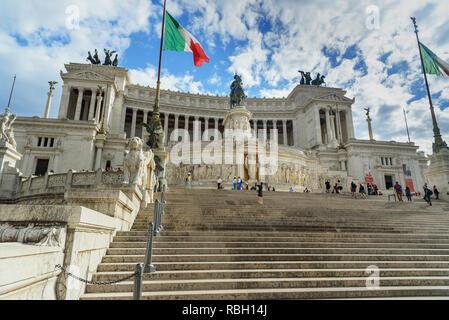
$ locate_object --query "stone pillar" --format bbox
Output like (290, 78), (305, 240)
(184, 115), (190, 140)
(336, 109), (343, 144)
(204, 117), (209, 141)
(88, 90), (97, 121)
(346, 108), (355, 139)
(263, 120), (267, 141)
(325, 108), (332, 144)
(131, 108), (137, 138)
(164, 113), (169, 144)
(74, 88), (84, 121)
(58, 85), (71, 119)
(367, 116), (374, 141)
(120, 107), (127, 133)
(94, 134), (106, 170)
(283, 120), (288, 145)
(316, 108), (323, 145)
(44, 91), (54, 119)
(174, 114), (179, 131)
(272, 120), (277, 138)
(95, 92), (103, 123)
(143, 110), (148, 125)
(214, 117), (219, 131)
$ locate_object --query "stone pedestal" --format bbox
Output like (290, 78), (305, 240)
(0, 141), (23, 199)
(223, 106), (253, 137)
(424, 148), (449, 200)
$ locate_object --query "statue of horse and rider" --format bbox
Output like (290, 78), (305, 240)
(299, 70), (326, 86)
(230, 74), (247, 108)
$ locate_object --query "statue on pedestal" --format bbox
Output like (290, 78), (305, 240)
(0, 107), (17, 148)
(230, 74), (247, 108)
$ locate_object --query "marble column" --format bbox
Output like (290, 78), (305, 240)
(74, 88), (84, 121)
(58, 85), (71, 119)
(120, 107), (127, 133)
(330, 114), (337, 142)
(336, 109), (343, 144)
(88, 90), (97, 120)
(283, 120), (288, 145)
(131, 108), (137, 138)
(184, 115), (190, 140)
(316, 108), (323, 145)
(143, 111), (148, 125)
(214, 118), (219, 131)
(346, 108), (355, 139)
(174, 114), (179, 131)
(204, 117), (209, 141)
(164, 112), (169, 144)
(263, 120), (267, 141)
(95, 93), (103, 124)
(325, 108), (332, 144)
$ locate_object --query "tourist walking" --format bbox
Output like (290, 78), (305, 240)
(337, 180), (343, 193)
(405, 186), (412, 201)
(359, 183), (367, 199)
(433, 185), (439, 200)
(257, 181), (263, 205)
(237, 177), (242, 190)
(351, 181), (357, 198)
(325, 180), (331, 193)
(424, 185), (433, 206)
(217, 176), (222, 190)
(232, 177), (237, 190)
(394, 181), (403, 202)
(186, 173), (192, 188)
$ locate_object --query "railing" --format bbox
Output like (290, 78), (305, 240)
(55, 186), (167, 300)
(133, 185), (167, 300)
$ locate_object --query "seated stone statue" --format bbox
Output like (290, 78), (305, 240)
(123, 137), (154, 186)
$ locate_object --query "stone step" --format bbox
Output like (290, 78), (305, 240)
(110, 241), (449, 249)
(84, 276), (449, 294)
(80, 286), (449, 300)
(101, 253), (449, 264)
(92, 268), (449, 282)
(105, 247), (449, 256)
(112, 235), (449, 243)
(96, 261), (449, 272)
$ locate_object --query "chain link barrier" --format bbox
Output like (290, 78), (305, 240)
(55, 264), (138, 285)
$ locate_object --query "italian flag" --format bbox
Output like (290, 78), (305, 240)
(419, 42), (449, 77)
(164, 12), (210, 67)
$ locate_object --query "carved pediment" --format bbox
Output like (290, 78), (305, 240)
(62, 70), (114, 82)
(315, 93), (354, 103)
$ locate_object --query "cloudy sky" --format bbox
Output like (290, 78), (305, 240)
(1, 0), (449, 155)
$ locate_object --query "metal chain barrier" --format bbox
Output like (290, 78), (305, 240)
(55, 264), (138, 285)
(53, 185), (168, 300)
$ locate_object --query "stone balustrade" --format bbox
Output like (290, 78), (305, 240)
(16, 169), (125, 199)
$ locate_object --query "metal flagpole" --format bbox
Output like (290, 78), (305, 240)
(403, 107), (411, 143)
(150, 0), (168, 146)
(7, 75), (17, 110)
(411, 17), (447, 153)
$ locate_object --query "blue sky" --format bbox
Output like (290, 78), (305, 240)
(1, 0), (449, 155)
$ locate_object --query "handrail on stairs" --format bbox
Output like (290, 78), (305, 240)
(133, 184), (167, 300)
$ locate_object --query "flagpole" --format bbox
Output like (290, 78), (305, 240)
(7, 75), (17, 111)
(151, 0), (167, 145)
(403, 107), (411, 143)
(411, 17), (447, 153)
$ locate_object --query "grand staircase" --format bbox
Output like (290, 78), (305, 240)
(81, 188), (449, 299)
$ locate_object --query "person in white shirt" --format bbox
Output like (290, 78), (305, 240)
(217, 176), (223, 190)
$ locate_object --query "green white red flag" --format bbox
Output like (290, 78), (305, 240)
(163, 11), (210, 67)
(419, 42), (449, 77)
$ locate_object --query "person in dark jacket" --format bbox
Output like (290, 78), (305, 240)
(433, 186), (440, 200)
(405, 186), (412, 201)
(257, 181), (263, 205)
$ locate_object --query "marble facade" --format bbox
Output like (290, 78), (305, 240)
(8, 62), (427, 192)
